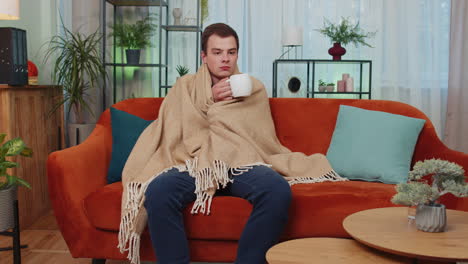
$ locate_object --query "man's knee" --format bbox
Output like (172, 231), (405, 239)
(144, 172), (188, 210)
(268, 180), (292, 209)
(256, 171), (292, 211)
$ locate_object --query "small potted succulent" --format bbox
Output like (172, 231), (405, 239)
(109, 16), (158, 64)
(0, 134), (33, 231)
(318, 79), (335, 92)
(391, 159), (468, 232)
(176, 65), (190, 78)
(316, 17), (376, 60)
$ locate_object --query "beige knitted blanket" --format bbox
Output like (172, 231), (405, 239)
(118, 64), (347, 263)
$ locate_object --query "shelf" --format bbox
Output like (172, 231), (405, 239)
(105, 63), (167, 67)
(309, 92), (370, 95)
(275, 59), (372, 64)
(162, 25), (202, 32)
(103, 0), (202, 105)
(106, 0), (168, 6)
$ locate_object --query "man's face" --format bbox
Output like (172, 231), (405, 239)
(201, 34), (238, 84)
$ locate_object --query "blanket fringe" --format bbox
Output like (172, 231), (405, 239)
(128, 232), (141, 264)
(188, 160), (272, 215)
(287, 170), (348, 185)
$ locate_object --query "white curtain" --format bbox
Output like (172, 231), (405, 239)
(444, 0), (468, 153)
(206, 0), (450, 137)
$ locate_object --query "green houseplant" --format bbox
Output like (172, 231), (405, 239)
(318, 79), (335, 92)
(109, 16), (157, 64)
(391, 159), (468, 232)
(0, 133), (32, 231)
(201, 0), (209, 25)
(44, 24), (106, 125)
(316, 17), (376, 60)
(43, 23), (106, 146)
(176, 65), (190, 77)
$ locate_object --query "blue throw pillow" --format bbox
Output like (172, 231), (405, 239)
(326, 105), (426, 184)
(107, 107), (153, 184)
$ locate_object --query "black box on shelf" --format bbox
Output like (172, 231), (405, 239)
(0, 27), (28, 86)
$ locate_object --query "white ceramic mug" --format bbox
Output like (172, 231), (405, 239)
(227, 73), (253, 97)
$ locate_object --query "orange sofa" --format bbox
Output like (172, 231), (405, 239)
(47, 98), (468, 263)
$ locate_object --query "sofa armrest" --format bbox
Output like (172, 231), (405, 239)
(47, 123), (112, 253)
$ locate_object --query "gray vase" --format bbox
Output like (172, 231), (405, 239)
(0, 186), (17, 232)
(415, 204), (446, 232)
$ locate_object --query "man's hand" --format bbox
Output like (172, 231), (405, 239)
(212, 78), (233, 102)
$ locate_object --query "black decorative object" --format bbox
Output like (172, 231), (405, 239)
(287, 77), (301, 93)
(0, 27), (27, 86)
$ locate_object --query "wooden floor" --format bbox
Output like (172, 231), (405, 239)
(0, 211), (130, 264)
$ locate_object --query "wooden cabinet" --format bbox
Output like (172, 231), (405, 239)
(0, 85), (64, 229)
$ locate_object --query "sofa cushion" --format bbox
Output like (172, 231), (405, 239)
(327, 105), (425, 184)
(84, 180), (399, 240)
(107, 107), (153, 183)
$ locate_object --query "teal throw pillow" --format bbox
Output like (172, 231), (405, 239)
(326, 105), (426, 184)
(107, 107), (153, 183)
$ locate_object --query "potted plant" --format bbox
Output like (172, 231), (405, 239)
(43, 24), (106, 146)
(391, 159), (468, 232)
(109, 16), (157, 64)
(176, 65), (190, 78)
(316, 17), (376, 60)
(201, 0), (209, 25)
(318, 79), (335, 92)
(0, 134), (32, 232)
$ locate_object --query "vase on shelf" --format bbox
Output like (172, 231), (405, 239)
(328, 42), (346, 61)
(172, 8), (182, 25)
(345, 77), (354, 92)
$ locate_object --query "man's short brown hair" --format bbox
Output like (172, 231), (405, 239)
(201, 23), (239, 53)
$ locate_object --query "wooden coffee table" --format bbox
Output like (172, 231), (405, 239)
(343, 207), (468, 263)
(266, 237), (411, 263)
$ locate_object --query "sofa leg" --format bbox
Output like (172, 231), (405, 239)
(91, 259), (106, 264)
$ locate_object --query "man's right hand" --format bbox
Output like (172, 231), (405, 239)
(211, 78), (233, 102)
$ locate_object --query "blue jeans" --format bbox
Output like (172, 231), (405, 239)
(144, 165), (292, 264)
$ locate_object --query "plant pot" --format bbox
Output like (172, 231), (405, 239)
(126, 49), (141, 64)
(415, 204), (446, 232)
(0, 186), (17, 232)
(318, 86), (326, 92)
(328, 42), (346, 61)
(326, 86), (335, 92)
(68, 123), (96, 147)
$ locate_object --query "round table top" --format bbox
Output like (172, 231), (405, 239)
(266, 237), (411, 264)
(343, 207), (468, 262)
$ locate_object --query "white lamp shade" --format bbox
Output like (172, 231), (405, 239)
(282, 26), (303, 46)
(0, 0), (20, 20)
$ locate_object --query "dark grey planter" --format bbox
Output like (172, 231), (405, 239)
(415, 204), (447, 232)
(126, 49), (141, 64)
(0, 186), (17, 232)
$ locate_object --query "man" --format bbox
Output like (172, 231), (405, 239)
(118, 23), (343, 264)
(144, 23), (292, 264)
